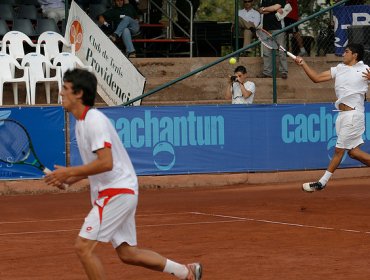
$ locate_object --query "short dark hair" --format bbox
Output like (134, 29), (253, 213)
(234, 65), (247, 74)
(63, 69), (97, 107)
(347, 43), (364, 62)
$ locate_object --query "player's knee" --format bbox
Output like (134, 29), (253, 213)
(348, 149), (358, 159)
(116, 244), (139, 265)
(348, 150), (354, 159)
(74, 237), (89, 259)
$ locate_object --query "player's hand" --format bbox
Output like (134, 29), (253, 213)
(362, 68), (370, 80)
(44, 165), (70, 189)
(294, 56), (304, 65)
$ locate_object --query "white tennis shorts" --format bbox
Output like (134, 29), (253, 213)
(79, 194), (138, 248)
(335, 110), (365, 150)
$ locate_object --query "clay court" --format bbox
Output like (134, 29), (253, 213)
(1, 172), (370, 280)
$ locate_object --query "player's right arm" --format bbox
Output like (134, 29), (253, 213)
(295, 57), (332, 83)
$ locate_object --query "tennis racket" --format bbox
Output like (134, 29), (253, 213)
(0, 119), (69, 189)
(256, 28), (297, 60)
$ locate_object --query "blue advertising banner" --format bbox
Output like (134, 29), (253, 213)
(333, 5), (370, 55)
(0, 107), (66, 180)
(69, 104), (370, 175)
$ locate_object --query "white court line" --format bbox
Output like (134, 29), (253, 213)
(0, 211), (369, 237)
(0, 218), (81, 225)
(191, 212), (367, 235)
(0, 212), (194, 225)
(0, 220), (245, 236)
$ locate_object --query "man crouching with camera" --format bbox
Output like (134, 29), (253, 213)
(225, 65), (256, 104)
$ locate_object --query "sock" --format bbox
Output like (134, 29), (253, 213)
(319, 171), (332, 186)
(163, 259), (188, 279)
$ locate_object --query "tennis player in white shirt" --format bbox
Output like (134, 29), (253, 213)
(45, 69), (202, 280)
(294, 43), (370, 192)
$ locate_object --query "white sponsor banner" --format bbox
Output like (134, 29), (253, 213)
(65, 1), (145, 106)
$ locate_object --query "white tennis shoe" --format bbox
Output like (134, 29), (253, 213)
(185, 263), (202, 280)
(302, 181), (325, 192)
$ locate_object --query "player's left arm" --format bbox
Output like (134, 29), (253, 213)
(45, 147), (113, 187)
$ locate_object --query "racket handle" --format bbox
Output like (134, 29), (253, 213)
(43, 167), (70, 190)
(286, 51), (297, 60)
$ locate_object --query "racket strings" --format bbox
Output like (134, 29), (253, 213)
(0, 121), (30, 163)
(256, 30), (279, 50)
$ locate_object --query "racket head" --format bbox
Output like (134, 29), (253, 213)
(0, 119), (32, 164)
(256, 29), (279, 50)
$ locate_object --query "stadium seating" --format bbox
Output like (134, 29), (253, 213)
(12, 19), (37, 37)
(35, 18), (61, 35)
(16, 4), (39, 22)
(0, 0), (17, 5)
(0, 19), (10, 39)
(0, 4), (15, 23)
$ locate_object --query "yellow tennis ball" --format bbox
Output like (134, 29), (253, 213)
(229, 57), (237, 64)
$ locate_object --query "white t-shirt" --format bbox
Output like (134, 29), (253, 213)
(331, 61), (370, 112)
(238, 8), (261, 27)
(75, 108), (138, 205)
(231, 81), (256, 104)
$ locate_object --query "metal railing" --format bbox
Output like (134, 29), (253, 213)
(146, 0), (194, 57)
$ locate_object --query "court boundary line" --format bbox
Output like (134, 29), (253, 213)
(1, 211), (369, 237)
(191, 211), (370, 235)
(0, 212), (195, 225)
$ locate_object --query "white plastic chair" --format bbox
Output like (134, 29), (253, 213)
(36, 31), (75, 94)
(0, 53), (30, 105)
(53, 52), (92, 103)
(53, 52), (92, 76)
(36, 31), (75, 62)
(21, 52), (61, 105)
(1, 31), (37, 60)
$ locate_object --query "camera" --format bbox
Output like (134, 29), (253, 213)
(230, 75), (237, 82)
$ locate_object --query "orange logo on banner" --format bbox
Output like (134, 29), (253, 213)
(70, 20), (83, 52)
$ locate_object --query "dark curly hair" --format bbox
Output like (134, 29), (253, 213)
(63, 69), (97, 107)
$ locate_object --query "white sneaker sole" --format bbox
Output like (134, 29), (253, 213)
(302, 183), (315, 192)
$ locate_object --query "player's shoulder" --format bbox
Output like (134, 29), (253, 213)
(348, 61), (369, 72)
(357, 61), (369, 69)
(85, 108), (106, 123)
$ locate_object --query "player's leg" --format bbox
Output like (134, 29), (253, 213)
(303, 111), (364, 192)
(302, 147), (345, 192)
(348, 146), (370, 166)
(75, 237), (106, 280)
(116, 244), (201, 280)
(115, 243), (166, 270)
(76, 204), (109, 279)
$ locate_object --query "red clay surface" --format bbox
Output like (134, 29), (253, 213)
(1, 177), (370, 280)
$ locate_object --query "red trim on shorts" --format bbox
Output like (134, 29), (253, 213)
(95, 188), (135, 223)
(104, 142), (112, 148)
